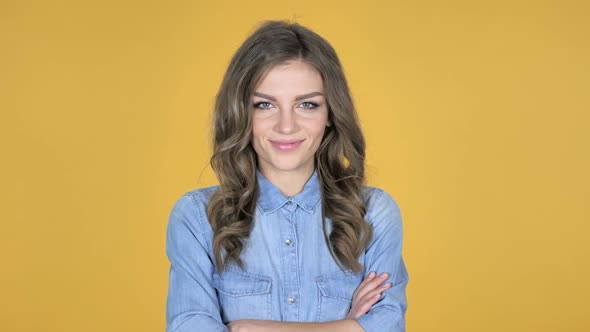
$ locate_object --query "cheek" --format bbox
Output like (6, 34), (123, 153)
(309, 122), (328, 139)
(251, 122), (271, 155)
(251, 120), (266, 140)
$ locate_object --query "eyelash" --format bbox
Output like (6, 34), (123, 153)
(252, 101), (320, 110)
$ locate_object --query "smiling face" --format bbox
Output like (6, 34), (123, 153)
(250, 59), (331, 180)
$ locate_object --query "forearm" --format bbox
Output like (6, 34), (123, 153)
(229, 319), (365, 332)
(265, 319), (363, 332)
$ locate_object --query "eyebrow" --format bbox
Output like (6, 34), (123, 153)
(253, 91), (324, 102)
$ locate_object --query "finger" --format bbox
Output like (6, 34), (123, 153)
(351, 280), (390, 316)
(355, 272), (390, 300)
(353, 271), (376, 297)
(358, 271), (377, 288)
(359, 293), (383, 313)
(349, 292), (383, 319)
(359, 282), (392, 304)
(356, 272), (386, 296)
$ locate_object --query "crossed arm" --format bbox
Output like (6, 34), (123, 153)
(227, 269), (395, 331)
(166, 190), (408, 332)
(226, 318), (363, 332)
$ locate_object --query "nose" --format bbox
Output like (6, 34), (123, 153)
(275, 108), (299, 134)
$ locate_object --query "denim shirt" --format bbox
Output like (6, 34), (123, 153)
(165, 169), (409, 332)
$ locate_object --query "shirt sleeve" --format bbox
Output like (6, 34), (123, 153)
(353, 189), (409, 332)
(165, 193), (229, 332)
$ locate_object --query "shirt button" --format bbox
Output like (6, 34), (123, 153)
(288, 296), (296, 304)
(286, 200), (292, 205)
(285, 239), (292, 246)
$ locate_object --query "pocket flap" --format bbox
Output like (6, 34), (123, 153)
(314, 271), (362, 301)
(213, 270), (271, 296)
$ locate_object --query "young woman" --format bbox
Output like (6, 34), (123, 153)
(165, 20), (409, 332)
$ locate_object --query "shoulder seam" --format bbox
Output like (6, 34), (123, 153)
(184, 191), (210, 246)
(366, 188), (387, 224)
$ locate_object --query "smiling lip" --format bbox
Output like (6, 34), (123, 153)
(270, 139), (304, 152)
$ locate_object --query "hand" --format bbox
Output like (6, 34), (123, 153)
(228, 319), (253, 332)
(228, 319), (248, 332)
(346, 271), (392, 320)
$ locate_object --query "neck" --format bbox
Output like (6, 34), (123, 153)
(259, 165), (315, 197)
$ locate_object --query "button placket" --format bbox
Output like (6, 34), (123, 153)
(277, 199), (300, 320)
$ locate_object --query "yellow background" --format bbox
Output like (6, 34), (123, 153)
(2, 0), (589, 331)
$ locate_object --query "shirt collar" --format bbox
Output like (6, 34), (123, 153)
(256, 168), (321, 214)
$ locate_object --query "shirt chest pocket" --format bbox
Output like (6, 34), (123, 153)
(314, 271), (363, 322)
(212, 270), (272, 324)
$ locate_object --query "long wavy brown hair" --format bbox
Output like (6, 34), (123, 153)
(207, 19), (372, 276)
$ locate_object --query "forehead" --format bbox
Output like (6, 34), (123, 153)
(254, 60), (324, 93)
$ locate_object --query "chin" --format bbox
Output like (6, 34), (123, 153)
(269, 163), (303, 172)
(263, 157), (307, 172)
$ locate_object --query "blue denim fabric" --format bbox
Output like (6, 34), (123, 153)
(166, 168), (409, 332)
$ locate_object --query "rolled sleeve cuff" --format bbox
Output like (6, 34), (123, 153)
(167, 313), (229, 332)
